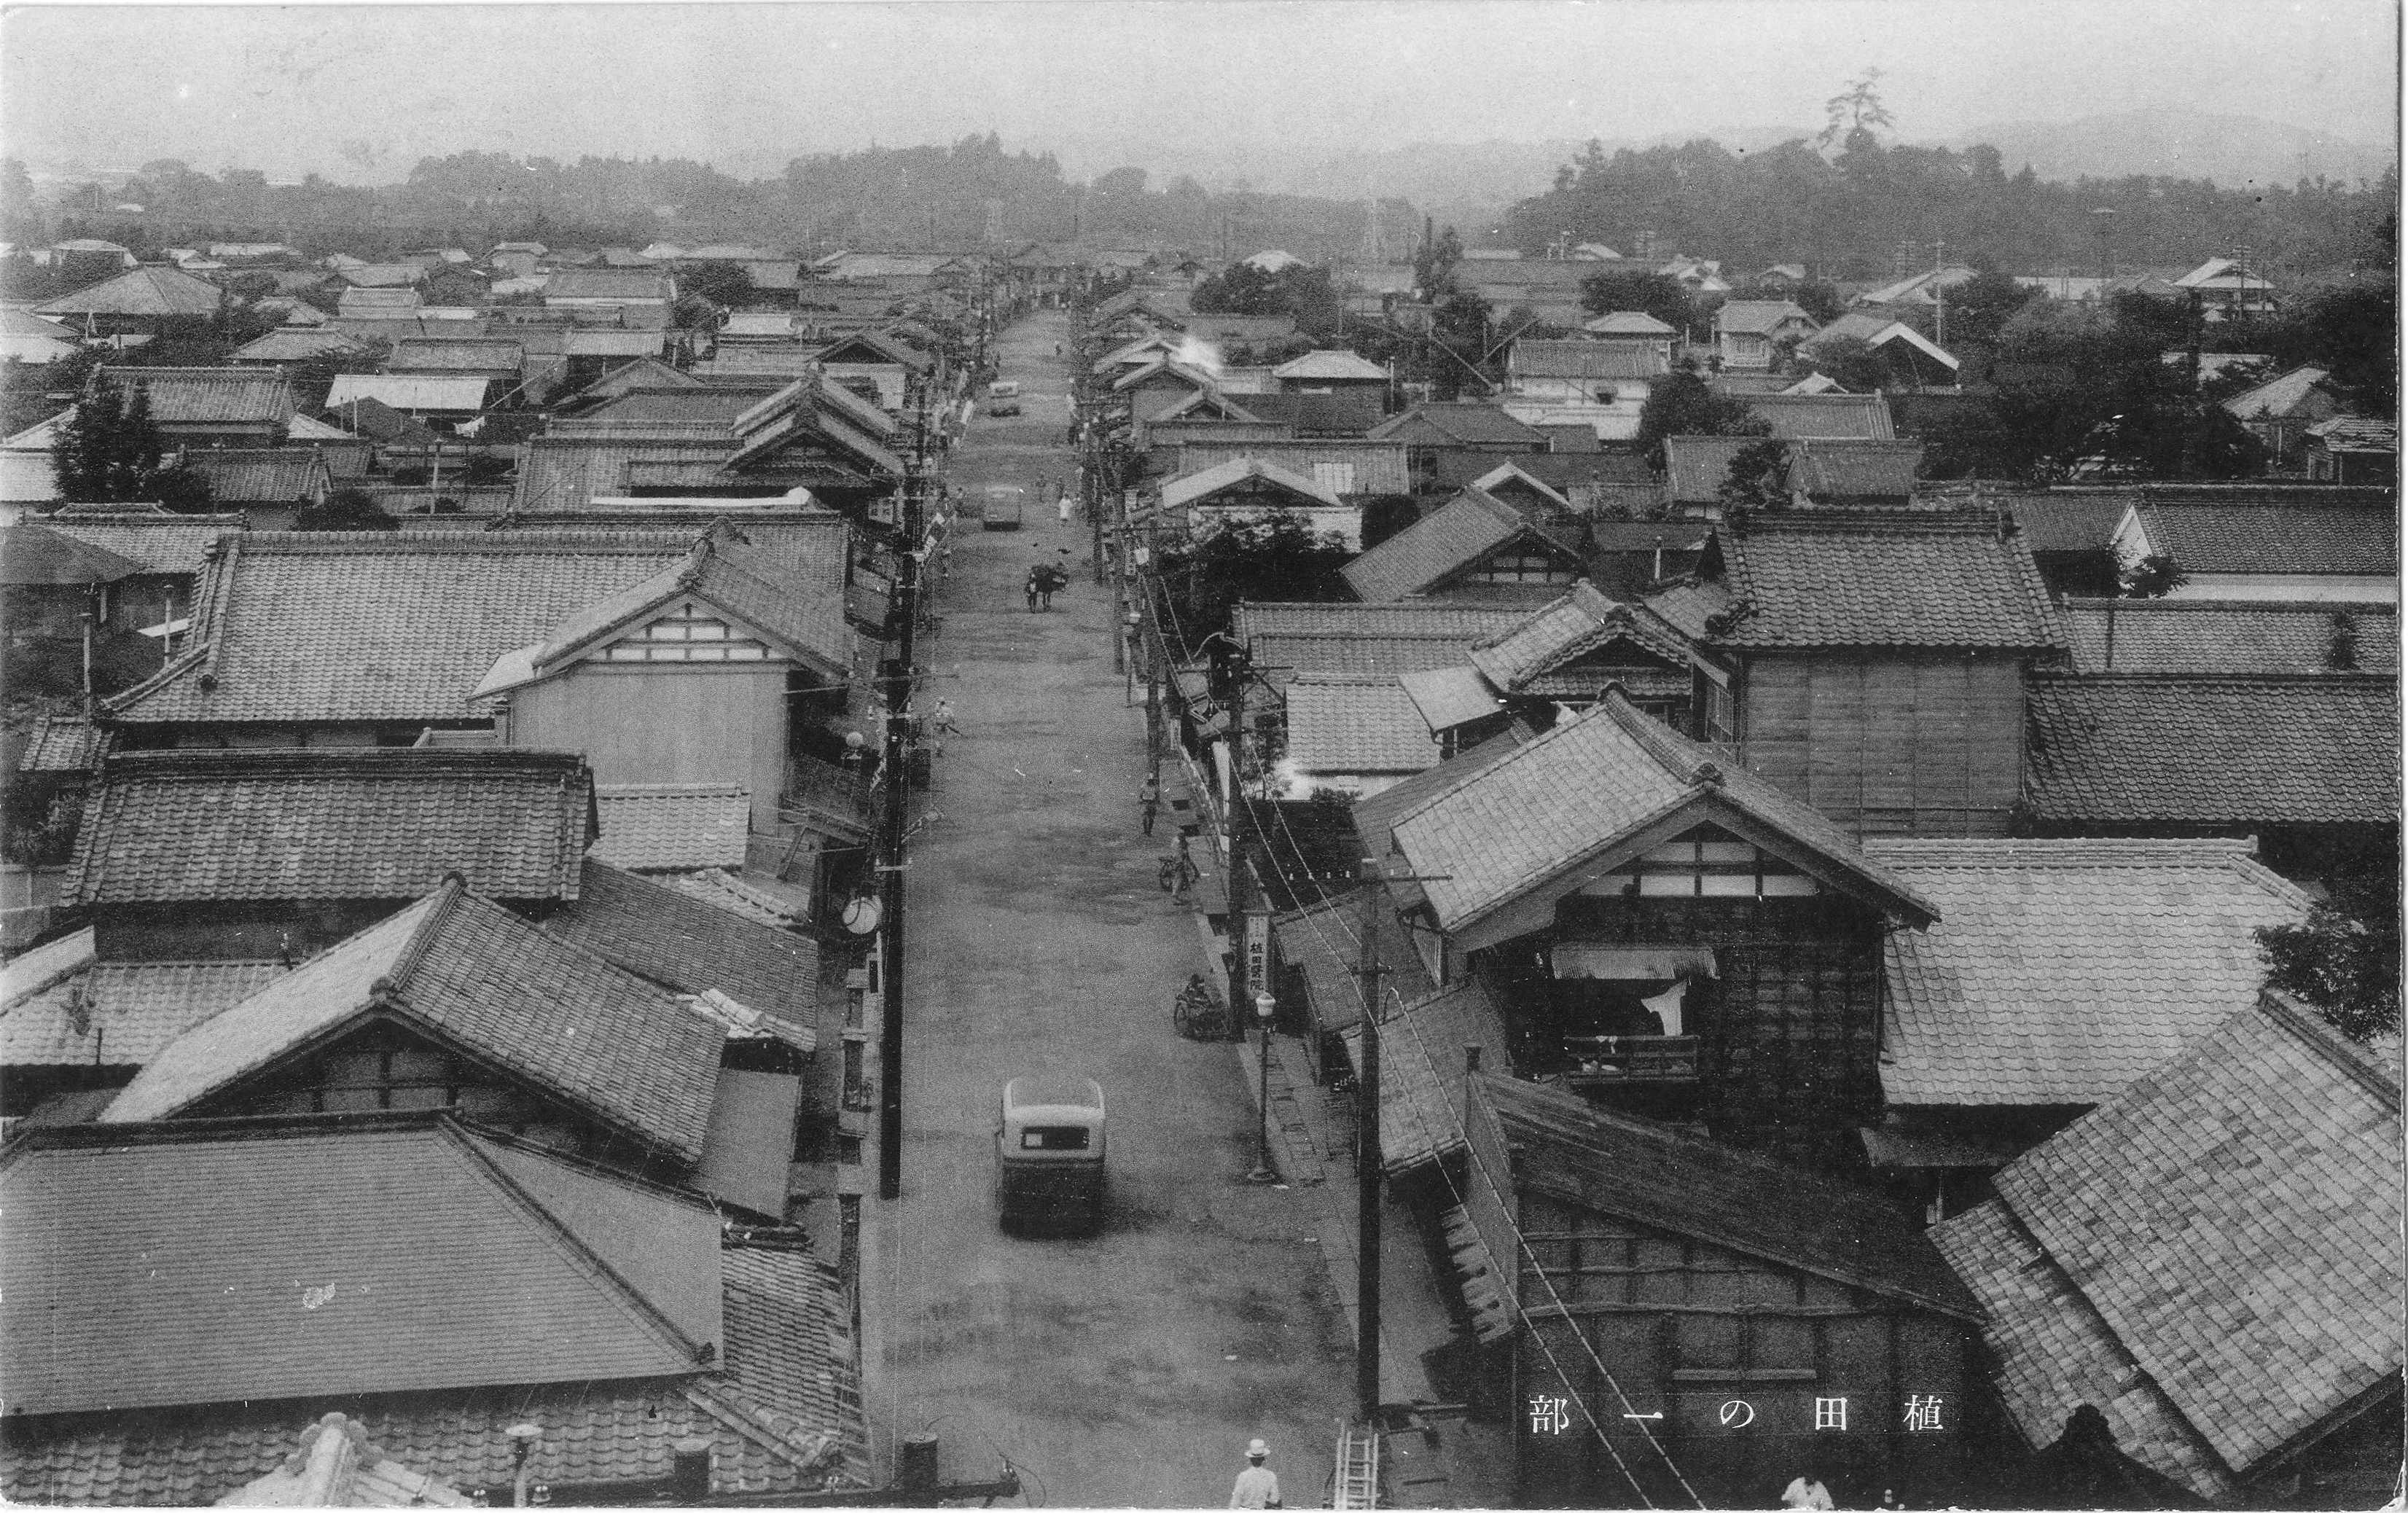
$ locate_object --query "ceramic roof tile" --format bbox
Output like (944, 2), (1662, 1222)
(1707, 509), (2063, 649)
(103, 531), (702, 725)
(1788, 438), (1923, 498)
(539, 859), (821, 1037)
(1507, 340), (1664, 381)
(96, 366), (293, 426)
(2063, 598), (2399, 675)
(1366, 402), (1546, 447)
(1391, 693), (1932, 934)
(36, 511), (245, 574)
(2023, 675), (2401, 825)
(1468, 582), (1692, 692)
(1662, 435), (1765, 505)
(1235, 601), (1529, 644)
(65, 748), (595, 905)
(16, 713), (109, 772)
(0, 1119), (719, 1417)
(1341, 488), (1556, 602)
(1, 956), (289, 1068)
(1747, 392), (1896, 439)
(592, 786), (753, 870)
(1995, 490), (2141, 553)
(1399, 665), (1506, 732)
(1340, 980), (1509, 1172)
(1175, 442), (1410, 497)
(33, 266), (223, 318)
(103, 885), (725, 1159)
(2133, 501), (2397, 575)
(181, 448), (331, 504)
(1934, 997), (2403, 1493)
(1283, 675), (1439, 775)
(1480, 1074), (1979, 1318)
(1867, 839), (2310, 1109)
(1272, 891), (1431, 1037)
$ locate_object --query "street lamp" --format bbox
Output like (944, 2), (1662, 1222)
(1246, 990), (1279, 1184)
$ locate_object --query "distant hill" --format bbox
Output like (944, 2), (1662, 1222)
(1935, 109), (2396, 189)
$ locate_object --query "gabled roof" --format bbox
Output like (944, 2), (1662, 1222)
(811, 329), (931, 372)
(340, 263), (428, 288)
(102, 883), (727, 1161)
(2063, 598), (2399, 675)
(2022, 674), (2401, 826)
(1997, 489), (2135, 554)
(1868, 839), (2310, 1109)
(27, 510), (243, 576)
(1162, 454), (1345, 511)
(1931, 995), (2401, 1501)
(1389, 692), (1934, 943)
(386, 336), (526, 375)
(1661, 434), (1766, 506)
(1283, 675), (1437, 774)
(545, 268), (675, 301)
(592, 785), (753, 870)
(1174, 441), (1409, 498)
(1703, 509), (2063, 649)
(2173, 257), (2275, 292)
(1399, 664), (1507, 733)
(1746, 391), (1896, 439)
(3, 953), (289, 1070)
(98, 365), (294, 426)
(338, 286), (424, 314)
(2306, 415), (2398, 453)
(33, 265), (224, 318)
(1786, 437), (1924, 499)
(183, 447), (331, 504)
(1804, 312), (1960, 370)
(1234, 601), (1531, 675)
(104, 530), (703, 725)
(1271, 349), (1388, 382)
(1216, 388), (1384, 437)
(1582, 310), (1675, 336)
(15, 711), (109, 772)
(539, 859), (820, 1041)
(1716, 300), (1815, 335)
(65, 748), (597, 906)
(227, 328), (373, 363)
(325, 374), (490, 412)
(2219, 364), (2333, 421)
(2130, 499), (2398, 575)
(1, 1117), (722, 1415)
(1467, 581), (1692, 692)
(1366, 402), (1546, 448)
(1110, 355), (1223, 395)
(1341, 488), (1577, 602)
(1478, 1074), (1979, 1318)
(1506, 339), (1664, 381)
(0, 523), (148, 585)
(1342, 979), (1510, 1173)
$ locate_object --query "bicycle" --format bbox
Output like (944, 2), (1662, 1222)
(1173, 974), (1227, 1041)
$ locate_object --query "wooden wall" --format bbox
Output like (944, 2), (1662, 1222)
(1511, 1192), (1969, 1510)
(95, 899), (407, 963)
(1736, 652), (2025, 838)
(512, 662), (788, 829)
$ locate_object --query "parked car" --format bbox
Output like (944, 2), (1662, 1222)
(980, 483), (1023, 531)
(996, 1074), (1106, 1232)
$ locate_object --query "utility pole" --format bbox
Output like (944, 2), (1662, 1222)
(876, 379), (930, 1203)
(1932, 238), (1947, 352)
(1355, 858), (1386, 1424)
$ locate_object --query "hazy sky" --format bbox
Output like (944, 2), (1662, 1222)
(2, 0), (2397, 185)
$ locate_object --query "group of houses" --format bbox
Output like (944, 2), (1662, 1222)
(0, 230), (1036, 1505)
(1090, 252), (2400, 1509)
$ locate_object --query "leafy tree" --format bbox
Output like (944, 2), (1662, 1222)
(1413, 225), (1463, 295)
(1799, 335), (1890, 393)
(1579, 270), (1695, 333)
(2119, 552), (2186, 598)
(51, 372), (213, 506)
(681, 262), (756, 308)
(1789, 280), (1845, 324)
(296, 487), (399, 532)
(1634, 367), (1770, 462)
(1359, 495), (1420, 550)
(1818, 69), (1895, 152)
(1155, 512), (1353, 648)
(1717, 439), (1794, 512)
(1191, 262), (1286, 316)
(1942, 267), (2040, 350)
(1092, 166), (1148, 199)
(2259, 853), (2401, 1044)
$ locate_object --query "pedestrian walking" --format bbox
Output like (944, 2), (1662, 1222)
(932, 699), (957, 735)
(1058, 490), (1073, 526)
(1230, 1440), (1281, 1509)
(1039, 564), (1067, 610)
(1171, 832), (1197, 900)
(1138, 773), (1160, 835)
(1024, 568), (1041, 614)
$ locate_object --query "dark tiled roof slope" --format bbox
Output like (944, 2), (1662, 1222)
(1932, 996), (2404, 1498)
(1235, 601), (1530, 643)
(1867, 839), (2309, 1109)
(65, 748), (595, 905)
(1342, 488), (1551, 601)
(1343, 980), (1510, 1173)
(97, 366), (294, 426)
(1480, 1074), (1979, 1318)
(0, 1120), (718, 1416)
(1747, 392), (1895, 439)
(2063, 598), (2399, 675)
(540, 859), (821, 1029)
(2, 958), (289, 1068)
(103, 531), (699, 724)
(38, 512), (244, 574)
(719, 1243), (872, 1484)
(1708, 510), (2063, 649)
(16, 713), (109, 772)
(182, 447), (331, 503)
(2136, 501), (2399, 576)
(1469, 581), (1692, 692)
(2023, 675), (2401, 825)
(1789, 438), (1923, 498)
(1662, 434), (1764, 505)
(1993, 490), (2134, 554)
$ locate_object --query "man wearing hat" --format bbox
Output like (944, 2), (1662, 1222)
(1230, 1439), (1281, 1509)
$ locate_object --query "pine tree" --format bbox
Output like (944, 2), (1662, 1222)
(48, 370), (213, 507)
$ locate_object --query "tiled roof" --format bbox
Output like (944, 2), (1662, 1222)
(545, 268), (675, 301)
(1, 1118), (721, 1416)
(1467, 581), (1692, 692)
(1582, 310), (1675, 335)
(15, 713), (109, 772)
(1390, 693), (1934, 937)
(1352, 724), (1539, 876)
(1175, 442), (1410, 497)
(1283, 675), (1439, 775)
(1342, 489), (1565, 602)
(1662, 434), (1766, 505)
(1506, 340), (1663, 381)
(2220, 364), (2331, 420)
(1367, 402), (1546, 448)
(716, 1243), (872, 1482)
(36, 508), (244, 575)
(0, 524), (146, 585)
(593, 785), (753, 870)
(1995, 490), (2134, 554)
(1868, 839), (2309, 1109)
(103, 883), (726, 1160)
(539, 859), (821, 1041)
(104, 531), (701, 725)
(587, 387), (770, 425)
(1341, 980), (1510, 1173)
(515, 437), (741, 510)
(324, 375), (490, 412)
(1787, 438), (1923, 499)
(98, 366), (293, 426)
(2306, 415), (2398, 452)
(338, 286), (424, 314)
(1641, 578), (1735, 641)
(1272, 890), (1431, 1038)
(65, 748), (595, 905)
(1480, 1074), (1979, 1318)
(181, 447), (329, 504)
(1162, 455), (1345, 511)
(33, 265), (223, 318)
(1251, 630), (1507, 688)
(2, 955), (289, 1068)
(386, 337), (525, 374)
(1399, 665), (1506, 732)
(2063, 598), (2399, 675)
(1234, 601), (1531, 645)
(340, 264), (427, 288)
(1716, 300), (1814, 335)
(1705, 509), (2063, 649)
(2133, 501), (2398, 575)
(227, 328), (372, 363)
(1932, 996), (2404, 1499)
(1747, 393), (1896, 439)
(1271, 349), (1388, 381)
(2023, 674), (2401, 826)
